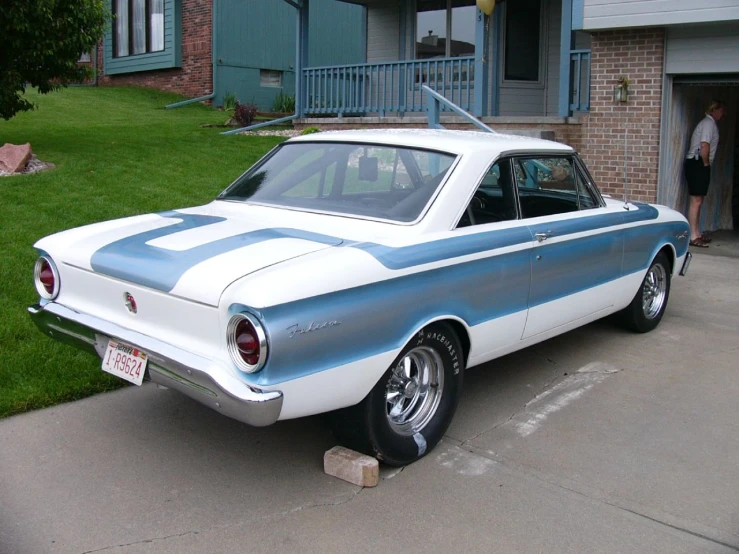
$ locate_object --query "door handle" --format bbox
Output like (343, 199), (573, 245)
(535, 231), (553, 243)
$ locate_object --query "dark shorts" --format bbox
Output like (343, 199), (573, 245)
(684, 157), (711, 196)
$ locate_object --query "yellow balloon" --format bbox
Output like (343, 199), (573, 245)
(476, 0), (495, 16)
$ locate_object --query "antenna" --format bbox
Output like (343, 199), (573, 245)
(623, 124), (630, 210)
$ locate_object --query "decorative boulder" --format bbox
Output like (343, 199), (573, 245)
(0, 143), (32, 174)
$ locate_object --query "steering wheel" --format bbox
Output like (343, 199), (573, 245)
(465, 205), (476, 226)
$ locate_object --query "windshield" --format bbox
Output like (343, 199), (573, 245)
(218, 142), (457, 223)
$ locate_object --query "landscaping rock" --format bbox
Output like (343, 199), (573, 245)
(0, 143), (32, 174)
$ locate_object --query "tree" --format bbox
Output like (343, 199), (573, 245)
(0, 0), (106, 120)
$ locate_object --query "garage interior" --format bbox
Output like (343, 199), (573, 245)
(660, 76), (738, 233)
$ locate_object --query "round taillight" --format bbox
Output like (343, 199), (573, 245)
(34, 256), (59, 300)
(227, 313), (268, 373)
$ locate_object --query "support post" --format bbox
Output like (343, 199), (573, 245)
(558, 0), (573, 117)
(473, 9), (488, 118)
(398, 0), (408, 116)
(295, 0), (310, 118)
(491, 7), (501, 116)
(428, 95), (442, 129)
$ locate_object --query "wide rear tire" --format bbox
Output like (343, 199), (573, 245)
(330, 322), (464, 466)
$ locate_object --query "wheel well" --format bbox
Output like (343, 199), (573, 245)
(443, 319), (471, 365)
(658, 244), (675, 273)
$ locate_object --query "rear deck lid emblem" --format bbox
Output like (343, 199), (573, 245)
(124, 292), (137, 314)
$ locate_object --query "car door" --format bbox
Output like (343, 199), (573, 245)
(515, 155), (625, 339)
(454, 158), (534, 363)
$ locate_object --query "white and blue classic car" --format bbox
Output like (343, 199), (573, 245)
(29, 130), (691, 465)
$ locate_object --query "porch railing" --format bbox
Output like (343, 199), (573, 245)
(570, 49), (591, 112)
(302, 57), (475, 116)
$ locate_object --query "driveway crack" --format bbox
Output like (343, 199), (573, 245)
(80, 489), (364, 553)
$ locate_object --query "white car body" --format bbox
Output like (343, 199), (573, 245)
(29, 130), (691, 429)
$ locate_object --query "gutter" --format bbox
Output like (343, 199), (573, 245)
(166, 0), (217, 108)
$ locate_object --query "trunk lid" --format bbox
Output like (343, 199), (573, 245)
(37, 204), (344, 307)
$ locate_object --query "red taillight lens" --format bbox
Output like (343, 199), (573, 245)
(235, 319), (260, 366)
(227, 313), (268, 373)
(34, 256), (59, 299)
(39, 262), (55, 294)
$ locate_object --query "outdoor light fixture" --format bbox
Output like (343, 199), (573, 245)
(614, 76), (629, 103)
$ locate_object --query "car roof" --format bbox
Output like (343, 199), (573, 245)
(287, 129), (574, 156)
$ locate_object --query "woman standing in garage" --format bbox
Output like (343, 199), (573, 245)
(684, 100), (726, 247)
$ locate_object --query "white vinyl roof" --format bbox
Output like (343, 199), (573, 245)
(287, 128), (574, 156)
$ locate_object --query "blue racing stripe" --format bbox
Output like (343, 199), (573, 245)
(90, 212), (342, 292)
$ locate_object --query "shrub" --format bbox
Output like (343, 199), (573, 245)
(221, 92), (237, 112)
(300, 126), (321, 135)
(233, 101), (258, 127)
(271, 91), (296, 113)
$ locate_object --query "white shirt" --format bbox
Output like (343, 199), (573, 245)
(687, 115), (720, 165)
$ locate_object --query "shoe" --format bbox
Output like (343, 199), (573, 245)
(690, 238), (709, 248)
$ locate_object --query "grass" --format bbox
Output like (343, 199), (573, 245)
(0, 87), (285, 418)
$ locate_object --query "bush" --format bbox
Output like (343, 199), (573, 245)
(221, 92), (237, 112)
(233, 101), (258, 127)
(300, 126), (321, 135)
(271, 91), (296, 113)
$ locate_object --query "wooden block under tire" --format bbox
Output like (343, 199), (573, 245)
(324, 446), (379, 487)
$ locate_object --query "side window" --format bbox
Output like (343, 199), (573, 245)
(513, 156), (590, 218)
(574, 167), (598, 209)
(457, 159), (518, 228)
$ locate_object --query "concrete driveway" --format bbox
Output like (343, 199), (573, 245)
(1, 250), (738, 554)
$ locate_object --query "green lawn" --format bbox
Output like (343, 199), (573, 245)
(0, 87), (285, 418)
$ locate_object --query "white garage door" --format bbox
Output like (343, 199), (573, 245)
(666, 23), (739, 75)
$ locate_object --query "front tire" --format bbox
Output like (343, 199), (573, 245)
(621, 251), (671, 333)
(331, 322), (464, 466)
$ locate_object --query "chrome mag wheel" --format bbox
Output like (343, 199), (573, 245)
(385, 346), (444, 436)
(642, 263), (667, 319)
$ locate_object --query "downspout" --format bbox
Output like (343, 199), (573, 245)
(166, 0), (217, 108)
(93, 43), (98, 86)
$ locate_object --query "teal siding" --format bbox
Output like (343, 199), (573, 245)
(215, 0), (366, 109)
(104, 0), (182, 75)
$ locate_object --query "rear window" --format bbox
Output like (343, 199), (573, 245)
(218, 142), (457, 223)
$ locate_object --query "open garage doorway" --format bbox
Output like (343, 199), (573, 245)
(659, 76), (738, 232)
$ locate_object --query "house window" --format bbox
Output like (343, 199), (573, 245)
(415, 0), (476, 59)
(114, 0), (165, 57)
(260, 70), (283, 88)
(503, 0), (541, 82)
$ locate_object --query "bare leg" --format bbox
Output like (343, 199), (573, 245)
(688, 195), (704, 241)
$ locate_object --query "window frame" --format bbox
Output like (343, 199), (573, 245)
(414, 0), (477, 60)
(113, 0), (166, 59)
(500, 0), (546, 88)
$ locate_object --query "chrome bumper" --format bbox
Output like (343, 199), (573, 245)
(27, 302), (283, 427)
(679, 252), (692, 276)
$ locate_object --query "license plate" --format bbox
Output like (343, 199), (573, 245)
(102, 339), (148, 386)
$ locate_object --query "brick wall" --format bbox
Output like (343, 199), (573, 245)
(579, 28), (665, 202)
(98, 0), (212, 99)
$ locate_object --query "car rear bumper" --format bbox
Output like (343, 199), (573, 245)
(27, 302), (283, 427)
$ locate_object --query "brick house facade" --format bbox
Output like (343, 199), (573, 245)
(579, 28), (665, 203)
(98, 0), (213, 99)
